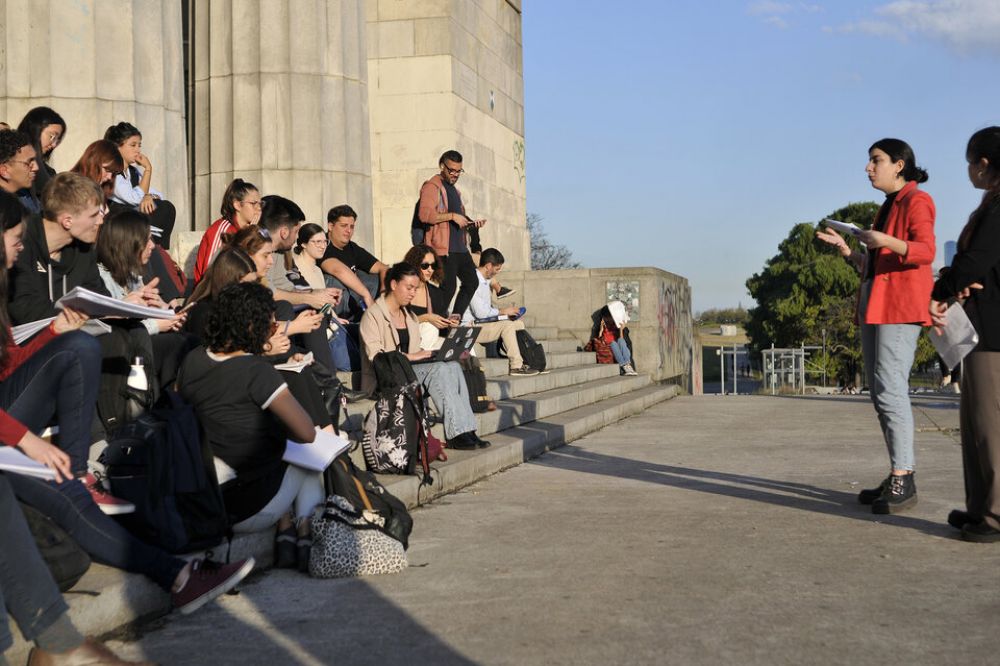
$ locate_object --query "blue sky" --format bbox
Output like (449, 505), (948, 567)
(521, 0), (1000, 312)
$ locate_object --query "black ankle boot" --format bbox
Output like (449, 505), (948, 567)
(872, 473), (917, 514)
(275, 526), (297, 568)
(858, 475), (890, 505)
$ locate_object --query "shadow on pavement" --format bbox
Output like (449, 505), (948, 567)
(530, 444), (952, 538)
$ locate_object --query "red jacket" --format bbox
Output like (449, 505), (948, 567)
(418, 174), (466, 257)
(1, 324), (58, 446)
(862, 181), (936, 325)
(194, 217), (237, 283)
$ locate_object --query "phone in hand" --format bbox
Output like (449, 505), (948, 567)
(319, 303), (333, 317)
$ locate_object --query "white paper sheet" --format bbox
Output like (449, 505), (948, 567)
(821, 218), (863, 238)
(56, 286), (175, 320)
(0, 446), (57, 480)
(931, 302), (979, 371)
(282, 428), (351, 472)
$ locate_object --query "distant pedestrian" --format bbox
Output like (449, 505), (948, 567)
(929, 126), (1000, 543)
(817, 138), (936, 514)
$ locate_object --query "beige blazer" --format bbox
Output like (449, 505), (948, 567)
(359, 296), (420, 394)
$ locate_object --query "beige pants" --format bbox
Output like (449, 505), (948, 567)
(474, 319), (524, 370)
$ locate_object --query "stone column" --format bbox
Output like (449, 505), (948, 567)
(191, 0), (374, 248)
(0, 0), (189, 226)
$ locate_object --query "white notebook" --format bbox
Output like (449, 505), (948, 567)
(283, 428), (351, 472)
(56, 286), (175, 320)
(0, 446), (57, 481)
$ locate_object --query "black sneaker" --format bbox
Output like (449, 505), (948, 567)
(496, 287), (516, 300)
(447, 432), (479, 450)
(960, 521), (1000, 543)
(871, 473), (917, 514)
(275, 527), (297, 569)
(947, 509), (972, 530)
(857, 475), (890, 505)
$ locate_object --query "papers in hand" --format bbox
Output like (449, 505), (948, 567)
(56, 286), (175, 320)
(822, 219), (863, 238)
(931, 302), (979, 371)
(283, 428), (351, 472)
(274, 352), (314, 373)
(12, 317), (56, 344)
(0, 446), (57, 481)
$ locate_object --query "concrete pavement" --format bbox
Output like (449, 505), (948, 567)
(107, 392), (999, 665)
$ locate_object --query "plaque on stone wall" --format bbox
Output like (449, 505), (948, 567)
(606, 280), (640, 321)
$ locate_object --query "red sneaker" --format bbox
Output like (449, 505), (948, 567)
(82, 473), (135, 515)
(172, 557), (255, 615)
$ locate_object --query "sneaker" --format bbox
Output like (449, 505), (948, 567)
(82, 473), (135, 515)
(510, 365), (539, 376)
(275, 527), (297, 569)
(960, 521), (1000, 543)
(622, 363), (638, 376)
(857, 475), (890, 505)
(446, 432), (479, 450)
(496, 286), (516, 299)
(172, 557), (255, 615)
(871, 473), (917, 514)
(947, 509), (972, 530)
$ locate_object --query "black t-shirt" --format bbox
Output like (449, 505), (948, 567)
(864, 190), (900, 282)
(322, 241), (378, 275)
(177, 348), (290, 521)
(442, 181), (468, 254)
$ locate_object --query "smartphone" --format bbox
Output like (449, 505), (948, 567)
(319, 303), (333, 316)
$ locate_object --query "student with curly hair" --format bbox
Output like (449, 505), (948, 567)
(178, 282), (324, 569)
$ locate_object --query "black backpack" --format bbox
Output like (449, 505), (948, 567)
(500, 329), (547, 372)
(323, 453), (413, 549)
(411, 200), (428, 246)
(460, 357), (492, 413)
(103, 391), (230, 553)
(20, 502), (91, 592)
(96, 326), (154, 435)
(361, 352), (432, 483)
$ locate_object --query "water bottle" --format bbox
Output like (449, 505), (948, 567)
(127, 357), (148, 392)
(125, 356), (149, 420)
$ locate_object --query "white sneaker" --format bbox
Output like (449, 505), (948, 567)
(622, 363), (638, 376)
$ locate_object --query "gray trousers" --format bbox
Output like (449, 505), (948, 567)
(413, 361), (477, 439)
(959, 352), (1000, 530)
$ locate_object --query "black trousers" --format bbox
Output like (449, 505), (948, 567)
(440, 252), (479, 319)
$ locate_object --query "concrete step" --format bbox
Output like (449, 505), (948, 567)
(485, 363), (622, 400)
(539, 338), (581, 354)
(6, 382), (678, 664)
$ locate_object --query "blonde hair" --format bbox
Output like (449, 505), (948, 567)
(41, 172), (103, 220)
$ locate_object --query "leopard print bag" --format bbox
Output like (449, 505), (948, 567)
(309, 495), (408, 578)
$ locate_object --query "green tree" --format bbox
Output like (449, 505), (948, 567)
(745, 202), (879, 385)
(695, 306), (749, 326)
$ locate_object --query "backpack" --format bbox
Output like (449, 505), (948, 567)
(410, 200), (428, 246)
(323, 453), (413, 549)
(459, 357), (492, 413)
(96, 326), (154, 436)
(20, 502), (91, 592)
(500, 329), (547, 372)
(103, 390), (230, 553)
(361, 352), (432, 483)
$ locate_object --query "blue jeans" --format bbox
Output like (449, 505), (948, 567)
(412, 361), (477, 439)
(0, 473), (69, 655)
(0, 332), (101, 476)
(609, 338), (631, 366)
(859, 281), (921, 471)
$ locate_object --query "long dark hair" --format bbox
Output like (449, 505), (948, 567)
(17, 106), (66, 162)
(103, 121), (141, 147)
(97, 209), (151, 287)
(189, 247), (257, 303)
(383, 261), (420, 299)
(220, 178), (258, 221)
(0, 190), (28, 366)
(869, 138), (928, 184)
(958, 126), (1000, 251)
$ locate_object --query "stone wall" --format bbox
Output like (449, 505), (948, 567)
(497, 267), (696, 390)
(190, 0), (374, 245)
(0, 0), (189, 224)
(366, 0), (528, 267)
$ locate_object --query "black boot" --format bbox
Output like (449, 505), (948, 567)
(275, 526), (298, 568)
(858, 475), (890, 505)
(872, 473), (917, 514)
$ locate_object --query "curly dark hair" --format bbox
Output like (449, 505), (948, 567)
(204, 281), (275, 354)
(402, 243), (443, 283)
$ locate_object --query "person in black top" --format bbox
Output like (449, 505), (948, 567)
(319, 204), (389, 321)
(178, 282), (324, 570)
(930, 126), (1000, 543)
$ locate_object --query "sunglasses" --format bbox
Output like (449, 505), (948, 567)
(420, 262), (437, 270)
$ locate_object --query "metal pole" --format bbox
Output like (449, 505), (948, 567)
(719, 348), (725, 395)
(732, 344), (738, 395)
(800, 344), (806, 395)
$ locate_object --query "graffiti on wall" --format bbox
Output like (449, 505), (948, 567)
(605, 280), (640, 322)
(657, 281), (693, 380)
(513, 140), (525, 183)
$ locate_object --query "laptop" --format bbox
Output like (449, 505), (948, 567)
(413, 326), (482, 363)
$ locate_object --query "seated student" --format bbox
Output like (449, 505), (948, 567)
(360, 262), (489, 450)
(461, 248), (539, 376)
(597, 300), (637, 376)
(319, 204), (389, 321)
(104, 122), (176, 249)
(0, 472), (153, 665)
(401, 243), (454, 351)
(0, 192), (254, 614)
(70, 139), (124, 202)
(0, 129), (42, 214)
(16, 106), (65, 200)
(178, 282), (324, 571)
(193, 178), (261, 282)
(96, 209), (193, 396)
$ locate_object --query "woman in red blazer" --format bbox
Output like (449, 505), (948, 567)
(817, 138), (936, 515)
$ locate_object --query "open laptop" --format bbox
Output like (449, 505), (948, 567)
(413, 326), (481, 364)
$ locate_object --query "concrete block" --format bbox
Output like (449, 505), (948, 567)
(233, 73), (265, 171)
(343, 79), (373, 174)
(289, 74), (324, 169)
(379, 206), (415, 264)
(289, 0), (325, 74)
(208, 76), (234, 172)
(376, 20), (415, 58)
(376, 55), (452, 95)
(50, 0), (97, 97)
(376, 129), (455, 171)
(319, 76), (348, 171)
(340, 0), (365, 81)
(94, 0), (135, 100)
(453, 57), (478, 106)
(132, 0), (165, 105)
(208, 0), (234, 77)
(376, 0), (450, 21)
(370, 92), (453, 133)
(414, 17), (451, 56)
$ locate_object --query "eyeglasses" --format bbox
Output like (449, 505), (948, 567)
(240, 199), (263, 208)
(308, 239), (329, 246)
(419, 262), (437, 270)
(444, 167), (464, 176)
(5, 159), (37, 170)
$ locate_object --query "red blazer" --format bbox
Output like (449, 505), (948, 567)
(862, 181), (936, 325)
